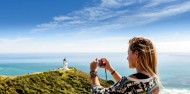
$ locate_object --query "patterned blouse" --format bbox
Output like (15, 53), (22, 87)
(92, 73), (160, 94)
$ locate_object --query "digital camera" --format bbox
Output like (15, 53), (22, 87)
(98, 59), (106, 67)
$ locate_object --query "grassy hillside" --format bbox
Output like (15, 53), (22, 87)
(0, 68), (113, 94)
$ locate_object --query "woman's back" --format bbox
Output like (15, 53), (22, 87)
(92, 73), (160, 94)
(124, 73), (160, 94)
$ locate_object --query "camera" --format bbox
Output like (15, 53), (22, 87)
(98, 59), (106, 67)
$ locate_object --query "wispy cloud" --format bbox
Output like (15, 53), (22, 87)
(53, 16), (73, 21)
(144, 0), (178, 7)
(100, 0), (135, 7)
(140, 1), (190, 18)
(32, 0), (190, 33)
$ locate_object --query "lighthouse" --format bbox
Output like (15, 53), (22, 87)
(63, 58), (69, 70)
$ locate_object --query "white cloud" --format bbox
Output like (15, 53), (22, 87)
(32, 0), (190, 33)
(140, 1), (190, 18)
(101, 0), (119, 7)
(37, 22), (61, 28)
(100, 0), (136, 8)
(155, 41), (190, 53)
(31, 28), (50, 32)
(144, 0), (177, 7)
(53, 16), (73, 21)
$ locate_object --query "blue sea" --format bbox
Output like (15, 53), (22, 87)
(0, 53), (190, 94)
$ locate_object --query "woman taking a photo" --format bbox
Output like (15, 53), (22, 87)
(90, 37), (161, 94)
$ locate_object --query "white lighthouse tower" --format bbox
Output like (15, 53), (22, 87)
(63, 58), (69, 70)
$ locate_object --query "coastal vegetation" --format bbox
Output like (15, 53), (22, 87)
(0, 68), (113, 94)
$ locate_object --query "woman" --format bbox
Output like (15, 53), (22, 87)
(90, 37), (161, 94)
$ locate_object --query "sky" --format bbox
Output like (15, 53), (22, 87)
(0, 0), (190, 53)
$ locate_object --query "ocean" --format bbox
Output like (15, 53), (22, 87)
(0, 53), (190, 94)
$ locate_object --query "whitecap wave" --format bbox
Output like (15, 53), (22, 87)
(161, 88), (190, 94)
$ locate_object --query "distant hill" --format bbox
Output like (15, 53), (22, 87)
(0, 68), (113, 94)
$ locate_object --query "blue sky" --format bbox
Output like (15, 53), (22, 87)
(0, 0), (190, 53)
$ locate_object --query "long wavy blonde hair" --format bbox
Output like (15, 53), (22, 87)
(129, 37), (158, 76)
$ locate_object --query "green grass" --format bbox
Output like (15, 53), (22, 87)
(0, 68), (113, 94)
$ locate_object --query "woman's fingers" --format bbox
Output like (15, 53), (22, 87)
(101, 58), (108, 63)
(92, 58), (98, 63)
(95, 58), (98, 62)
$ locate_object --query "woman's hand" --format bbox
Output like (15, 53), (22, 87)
(100, 58), (114, 72)
(90, 58), (99, 71)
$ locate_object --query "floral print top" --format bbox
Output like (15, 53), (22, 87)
(92, 73), (160, 94)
